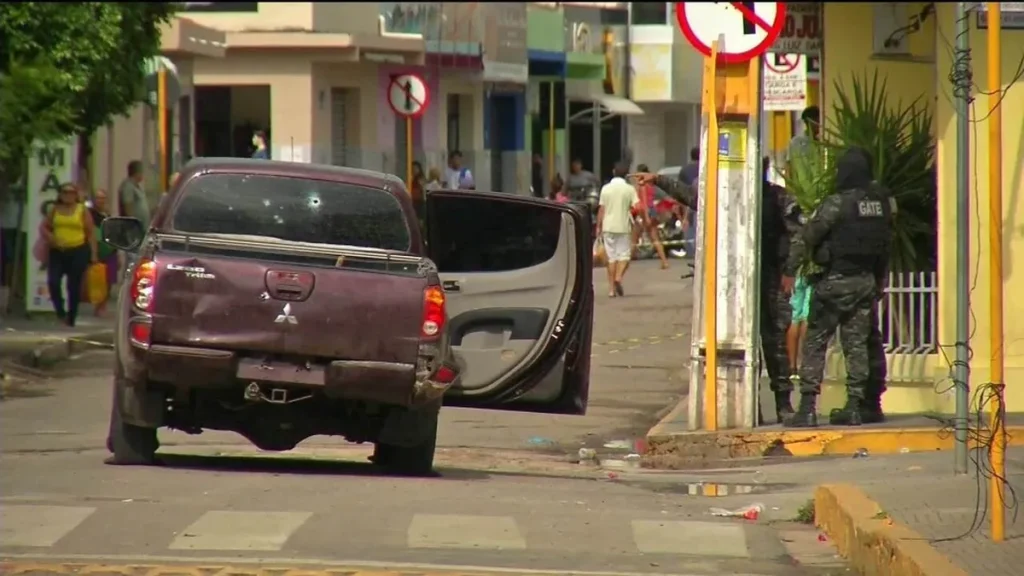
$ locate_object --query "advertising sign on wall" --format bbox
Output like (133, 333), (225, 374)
(770, 2), (821, 55)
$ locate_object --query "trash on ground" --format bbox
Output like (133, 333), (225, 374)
(853, 447), (870, 459)
(606, 471), (619, 480)
(899, 447), (911, 454)
(603, 439), (632, 450)
(623, 453), (641, 462)
(708, 503), (764, 520)
(527, 436), (555, 446)
(817, 533), (828, 542)
(577, 447), (597, 462)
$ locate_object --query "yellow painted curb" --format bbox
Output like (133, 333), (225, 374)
(814, 484), (969, 576)
(645, 425), (1024, 460)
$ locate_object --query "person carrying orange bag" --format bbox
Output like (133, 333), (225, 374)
(83, 261), (108, 306)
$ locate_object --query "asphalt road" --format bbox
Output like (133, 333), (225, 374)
(0, 261), (848, 576)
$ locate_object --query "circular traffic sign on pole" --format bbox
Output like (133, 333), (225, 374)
(765, 52), (801, 74)
(387, 72), (430, 119)
(676, 2), (786, 64)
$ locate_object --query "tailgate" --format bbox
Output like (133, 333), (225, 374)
(149, 242), (426, 364)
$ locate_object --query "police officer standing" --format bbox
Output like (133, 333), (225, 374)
(633, 157), (803, 423)
(783, 147), (892, 427)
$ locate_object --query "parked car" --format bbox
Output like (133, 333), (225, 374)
(101, 158), (594, 475)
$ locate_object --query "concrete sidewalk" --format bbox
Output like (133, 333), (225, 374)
(815, 447), (1024, 576)
(0, 315), (114, 381)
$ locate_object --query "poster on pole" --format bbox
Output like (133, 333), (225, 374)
(763, 52), (807, 111)
(24, 138), (80, 312)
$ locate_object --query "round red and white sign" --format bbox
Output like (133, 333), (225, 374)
(676, 2), (786, 64)
(387, 73), (430, 119)
(766, 52), (801, 74)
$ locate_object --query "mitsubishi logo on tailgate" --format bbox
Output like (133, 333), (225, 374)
(274, 303), (298, 325)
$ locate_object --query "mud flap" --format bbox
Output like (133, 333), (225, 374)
(120, 384), (165, 428)
(377, 403), (440, 447)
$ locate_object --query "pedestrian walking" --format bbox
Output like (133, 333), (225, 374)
(633, 164), (670, 270)
(445, 150), (475, 190)
(783, 146), (892, 428)
(596, 162), (640, 297)
(41, 183), (98, 327)
(87, 189), (118, 318)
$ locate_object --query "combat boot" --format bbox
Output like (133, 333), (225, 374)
(829, 397), (864, 426)
(860, 395), (885, 424)
(774, 391), (795, 424)
(784, 394), (818, 428)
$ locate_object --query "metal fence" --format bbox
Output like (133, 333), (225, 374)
(824, 270), (939, 383)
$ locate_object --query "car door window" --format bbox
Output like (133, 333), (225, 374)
(428, 195), (562, 273)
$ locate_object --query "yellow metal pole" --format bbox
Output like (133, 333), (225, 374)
(987, 1), (1005, 544)
(157, 67), (168, 192)
(548, 81), (556, 189)
(406, 117), (414, 192)
(702, 41), (721, 432)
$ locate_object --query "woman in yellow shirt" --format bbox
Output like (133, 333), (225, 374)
(41, 183), (98, 327)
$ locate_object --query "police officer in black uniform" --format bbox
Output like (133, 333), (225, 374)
(634, 158), (803, 423)
(784, 147), (892, 427)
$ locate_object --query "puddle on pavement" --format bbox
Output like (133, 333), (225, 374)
(621, 481), (796, 496)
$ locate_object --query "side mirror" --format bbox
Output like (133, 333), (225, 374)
(101, 217), (144, 251)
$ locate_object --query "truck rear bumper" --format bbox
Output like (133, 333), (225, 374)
(130, 344), (455, 407)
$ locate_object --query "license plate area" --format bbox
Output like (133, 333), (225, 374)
(236, 358), (325, 386)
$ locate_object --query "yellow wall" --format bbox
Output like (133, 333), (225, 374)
(823, 3), (1024, 411)
(932, 4), (1024, 411)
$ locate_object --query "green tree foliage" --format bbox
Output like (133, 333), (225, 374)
(0, 3), (178, 186)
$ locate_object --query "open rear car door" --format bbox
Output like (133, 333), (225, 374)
(424, 191), (594, 414)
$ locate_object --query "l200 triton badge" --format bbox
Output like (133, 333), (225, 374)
(274, 303), (298, 325)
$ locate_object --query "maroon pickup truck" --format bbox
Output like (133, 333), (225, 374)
(100, 158), (593, 475)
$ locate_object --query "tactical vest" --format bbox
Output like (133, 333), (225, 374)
(826, 187), (891, 276)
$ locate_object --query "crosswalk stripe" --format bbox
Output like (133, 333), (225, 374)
(169, 511), (311, 551)
(0, 505), (96, 547)
(631, 520), (749, 557)
(407, 514), (526, 550)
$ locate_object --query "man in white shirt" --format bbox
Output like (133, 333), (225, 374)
(597, 161), (640, 297)
(444, 150), (475, 190)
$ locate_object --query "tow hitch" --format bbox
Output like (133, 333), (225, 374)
(243, 382), (313, 404)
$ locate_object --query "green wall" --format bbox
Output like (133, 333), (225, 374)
(527, 6), (565, 53)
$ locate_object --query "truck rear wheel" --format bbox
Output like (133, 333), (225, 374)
(373, 408), (438, 477)
(106, 385), (160, 466)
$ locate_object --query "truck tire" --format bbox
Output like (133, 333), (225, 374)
(105, 385), (159, 466)
(373, 408), (439, 477)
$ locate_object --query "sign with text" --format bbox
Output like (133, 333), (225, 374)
(482, 3), (528, 83)
(769, 2), (820, 54)
(764, 52), (807, 111)
(25, 138), (79, 312)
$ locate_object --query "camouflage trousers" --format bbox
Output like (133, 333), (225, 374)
(760, 269), (792, 393)
(798, 273), (884, 400)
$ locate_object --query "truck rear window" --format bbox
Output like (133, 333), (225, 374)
(171, 173), (411, 251)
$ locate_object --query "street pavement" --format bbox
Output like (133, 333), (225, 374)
(0, 261), (850, 576)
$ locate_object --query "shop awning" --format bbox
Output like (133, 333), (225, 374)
(566, 81), (644, 117)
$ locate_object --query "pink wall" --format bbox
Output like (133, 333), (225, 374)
(376, 65), (440, 150)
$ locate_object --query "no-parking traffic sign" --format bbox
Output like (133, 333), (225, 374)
(763, 52), (807, 111)
(676, 2), (786, 64)
(387, 72), (430, 119)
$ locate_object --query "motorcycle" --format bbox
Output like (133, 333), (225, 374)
(634, 197), (691, 260)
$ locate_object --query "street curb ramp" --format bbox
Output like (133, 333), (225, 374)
(814, 484), (969, 576)
(11, 330), (114, 370)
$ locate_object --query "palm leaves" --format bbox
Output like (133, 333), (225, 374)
(783, 70), (937, 273)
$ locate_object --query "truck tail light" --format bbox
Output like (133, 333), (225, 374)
(131, 259), (157, 312)
(129, 321), (152, 348)
(421, 285), (446, 339)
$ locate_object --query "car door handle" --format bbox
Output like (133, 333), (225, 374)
(443, 280), (461, 292)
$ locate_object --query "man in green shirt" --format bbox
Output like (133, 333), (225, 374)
(118, 160), (150, 230)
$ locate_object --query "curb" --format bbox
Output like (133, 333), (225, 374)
(10, 330), (114, 370)
(814, 484), (969, 576)
(643, 425), (1024, 468)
